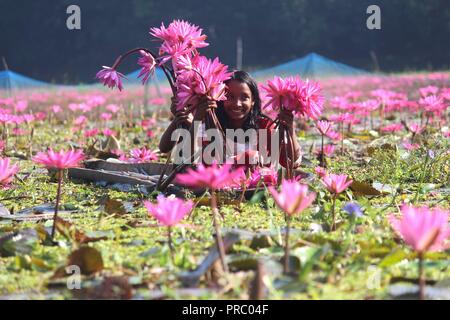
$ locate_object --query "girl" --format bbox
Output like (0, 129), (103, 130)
(159, 70), (301, 170)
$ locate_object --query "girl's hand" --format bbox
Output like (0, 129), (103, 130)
(174, 108), (194, 126)
(171, 95), (196, 126)
(279, 109), (294, 132)
(194, 95), (217, 120)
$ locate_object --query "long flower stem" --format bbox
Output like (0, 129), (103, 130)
(284, 215), (291, 274)
(168, 226), (175, 264)
(51, 170), (63, 240)
(156, 148), (174, 190)
(211, 190), (228, 273)
(418, 252), (425, 300)
(320, 134), (325, 167)
(413, 151), (430, 204)
(411, 132), (417, 144)
(331, 194), (337, 231)
(370, 113), (373, 130)
(424, 114), (430, 130)
(28, 127), (34, 158)
(110, 47), (176, 95)
(286, 125), (296, 179)
(238, 169), (249, 205)
(278, 103), (293, 180)
(2, 124), (8, 155)
(280, 125), (291, 180)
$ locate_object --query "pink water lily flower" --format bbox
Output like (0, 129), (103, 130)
(419, 85), (439, 98)
(0, 157), (19, 188)
(141, 118), (156, 129)
(129, 147), (159, 163)
(388, 205), (450, 253)
(51, 105), (62, 113)
(33, 149), (84, 169)
(247, 167), (278, 187)
(380, 123), (403, 133)
(321, 173), (353, 231)
(261, 76), (324, 120)
(100, 113), (113, 121)
(74, 115), (88, 126)
(175, 55), (232, 111)
(34, 112), (47, 122)
(261, 76), (294, 112)
(321, 173), (353, 194)
(269, 179), (316, 274)
(314, 166), (327, 178)
(408, 123), (424, 134)
(96, 66), (125, 91)
(419, 95), (445, 114)
(317, 144), (335, 156)
(403, 142), (420, 151)
(14, 100), (28, 113)
(325, 130), (342, 141)
(317, 120), (332, 135)
(146, 130), (155, 138)
(137, 50), (156, 84)
(144, 194), (194, 262)
(144, 195), (193, 227)
(33, 149), (84, 240)
(106, 104), (120, 114)
(176, 162), (240, 271)
(84, 128), (99, 138)
(325, 144), (336, 155)
(175, 163), (244, 190)
(150, 20), (209, 66)
(269, 179), (316, 216)
(388, 204), (450, 300)
(298, 79), (325, 120)
(102, 128), (116, 136)
(329, 113), (354, 124)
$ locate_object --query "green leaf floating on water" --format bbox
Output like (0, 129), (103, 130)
(379, 248), (409, 268)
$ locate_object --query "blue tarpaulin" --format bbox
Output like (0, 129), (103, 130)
(0, 70), (49, 90)
(251, 52), (368, 79)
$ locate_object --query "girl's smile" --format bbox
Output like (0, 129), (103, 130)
(224, 80), (254, 122)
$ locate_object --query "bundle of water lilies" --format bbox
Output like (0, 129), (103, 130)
(96, 20), (229, 132)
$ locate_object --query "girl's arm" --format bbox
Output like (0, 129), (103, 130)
(159, 97), (193, 153)
(159, 119), (180, 153)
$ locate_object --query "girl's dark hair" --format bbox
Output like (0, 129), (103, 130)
(216, 70), (265, 130)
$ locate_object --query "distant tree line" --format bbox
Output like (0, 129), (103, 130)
(1, 0), (449, 84)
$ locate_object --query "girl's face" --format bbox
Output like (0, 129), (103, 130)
(223, 80), (254, 122)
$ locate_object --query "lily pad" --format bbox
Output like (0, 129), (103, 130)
(350, 181), (382, 196)
(67, 246), (104, 275)
(379, 248), (409, 268)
